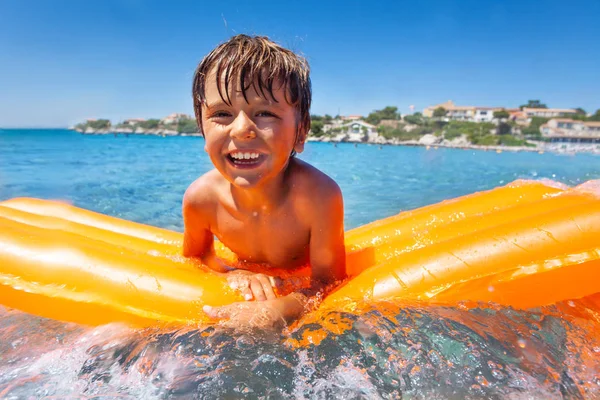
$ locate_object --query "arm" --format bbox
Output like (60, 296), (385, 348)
(280, 181), (347, 319)
(182, 180), (234, 273)
(183, 181), (278, 300)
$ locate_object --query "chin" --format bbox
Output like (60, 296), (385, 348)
(230, 175), (263, 189)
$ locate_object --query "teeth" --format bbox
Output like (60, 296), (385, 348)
(230, 152), (260, 160)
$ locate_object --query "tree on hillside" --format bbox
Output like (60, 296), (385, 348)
(496, 122), (512, 135)
(519, 100), (547, 110)
(366, 106), (401, 125)
(575, 107), (587, 115)
(589, 110), (600, 122)
(432, 107), (447, 118)
(522, 116), (549, 137)
(493, 110), (510, 120)
(323, 114), (333, 124)
(140, 119), (160, 129)
(403, 112), (424, 125)
(88, 119), (111, 130)
(310, 120), (324, 136)
(177, 119), (198, 134)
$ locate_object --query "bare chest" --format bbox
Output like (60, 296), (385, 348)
(212, 205), (310, 269)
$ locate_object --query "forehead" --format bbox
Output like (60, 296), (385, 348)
(203, 66), (289, 106)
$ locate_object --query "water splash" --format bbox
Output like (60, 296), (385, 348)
(1, 297), (599, 399)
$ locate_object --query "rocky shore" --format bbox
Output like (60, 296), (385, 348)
(74, 127), (600, 155)
(308, 133), (600, 155)
(307, 133), (541, 152)
(74, 127), (202, 136)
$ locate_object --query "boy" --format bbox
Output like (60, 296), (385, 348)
(183, 34), (346, 328)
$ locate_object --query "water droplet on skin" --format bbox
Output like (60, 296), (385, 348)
(517, 338), (526, 348)
(252, 211), (258, 217)
(567, 300), (576, 307)
(475, 375), (490, 387)
(488, 285), (495, 292)
(491, 369), (505, 380)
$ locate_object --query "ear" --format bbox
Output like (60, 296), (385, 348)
(294, 124), (307, 154)
(294, 138), (305, 154)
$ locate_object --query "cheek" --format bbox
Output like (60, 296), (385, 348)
(203, 125), (225, 146)
(203, 135), (222, 157)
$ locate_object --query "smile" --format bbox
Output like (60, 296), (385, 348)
(226, 151), (266, 169)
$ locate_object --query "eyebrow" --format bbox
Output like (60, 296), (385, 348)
(204, 100), (228, 110)
(204, 97), (283, 110)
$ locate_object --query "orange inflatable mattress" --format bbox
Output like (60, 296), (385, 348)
(1, 179), (599, 327)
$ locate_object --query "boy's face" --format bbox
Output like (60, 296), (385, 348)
(201, 67), (305, 189)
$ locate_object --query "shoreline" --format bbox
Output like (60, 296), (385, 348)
(306, 136), (600, 155)
(70, 128), (599, 155)
(72, 127), (203, 137)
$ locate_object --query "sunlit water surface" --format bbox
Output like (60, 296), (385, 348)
(1, 129), (600, 399)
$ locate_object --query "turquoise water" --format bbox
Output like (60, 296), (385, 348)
(1, 129), (600, 398)
(2, 129), (599, 229)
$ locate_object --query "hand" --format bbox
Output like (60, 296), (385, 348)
(203, 300), (285, 329)
(227, 270), (280, 301)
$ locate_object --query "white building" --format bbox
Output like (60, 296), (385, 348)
(423, 101), (505, 122)
(122, 118), (146, 126)
(540, 119), (600, 142)
(523, 108), (577, 119)
(342, 120), (378, 142)
(161, 113), (191, 125)
(322, 120), (378, 142)
(473, 107), (505, 122)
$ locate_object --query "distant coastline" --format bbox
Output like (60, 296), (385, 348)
(72, 126), (202, 137)
(68, 127), (600, 155)
(71, 113), (201, 137)
(69, 102), (600, 155)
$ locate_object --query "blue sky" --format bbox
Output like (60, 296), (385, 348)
(1, 0), (599, 127)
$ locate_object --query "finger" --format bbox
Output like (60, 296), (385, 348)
(270, 276), (281, 289)
(250, 277), (267, 301)
(227, 276), (247, 291)
(227, 276), (239, 290)
(241, 287), (253, 301)
(257, 275), (277, 300)
(228, 276), (253, 301)
(271, 276), (288, 291)
(203, 305), (229, 319)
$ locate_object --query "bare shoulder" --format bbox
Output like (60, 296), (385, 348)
(288, 159), (343, 214)
(182, 170), (225, 257)
(183, 169), (225, 213)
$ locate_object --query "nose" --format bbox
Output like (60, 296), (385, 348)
(230, 111), (257, 140)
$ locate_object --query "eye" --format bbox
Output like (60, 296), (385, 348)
(256, 110), (278, 118)
(210, 111), (231, 118)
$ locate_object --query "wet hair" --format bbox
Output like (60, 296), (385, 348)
(192, 34), (311, 155)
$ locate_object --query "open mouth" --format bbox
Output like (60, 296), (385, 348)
(226, 151), (266, 169)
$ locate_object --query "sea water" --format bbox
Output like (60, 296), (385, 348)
(1, 129), (600, 398)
